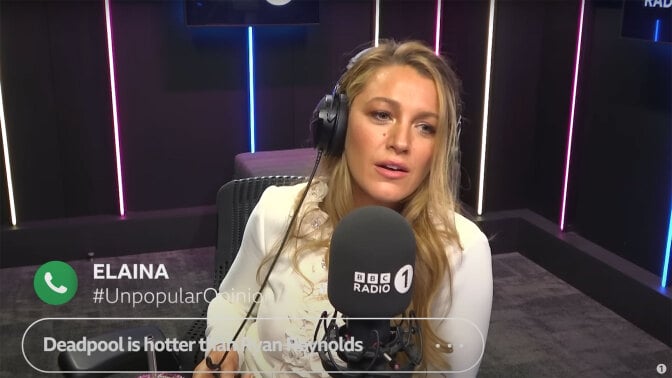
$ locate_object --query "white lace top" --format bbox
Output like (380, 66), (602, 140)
(206, 182), (492, 377)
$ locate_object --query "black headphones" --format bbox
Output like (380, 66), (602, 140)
(309, 47), (374, 157)
(310, 91), (349, 157)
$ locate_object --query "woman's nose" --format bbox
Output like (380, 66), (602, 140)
(387, 122), (410, 153)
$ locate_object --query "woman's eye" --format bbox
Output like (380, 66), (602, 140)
(418, 123), (437, 135)
(371, 111), (392, 122)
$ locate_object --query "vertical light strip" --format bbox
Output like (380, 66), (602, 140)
(654, 19), (661, 42)
(0, 82), (17, 226)
(476, 0), (496, 215)
(434, 0), (443, 54)
(247, 26), (256, 153)
(374, 0), (380, 46)
(662, 200), (672, 287)
(559, 0), (586, 230)
(105, 0), (125, 216)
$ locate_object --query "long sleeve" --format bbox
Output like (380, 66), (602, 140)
(430, 214), (493, 377)
(206, 185), (283, 356)
(205, 190), (265, 354)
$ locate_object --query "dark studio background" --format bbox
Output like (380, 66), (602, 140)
(0, 0), (670, 359)
(3, 0), (668, 282)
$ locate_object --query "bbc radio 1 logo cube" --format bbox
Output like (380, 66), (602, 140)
(353, 271), (394, 294)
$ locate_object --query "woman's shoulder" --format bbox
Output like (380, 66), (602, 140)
(256, 182), (309, 217)
(259, 181), (308, 202)
(247, 182), (308, 235)
(453, 212), (489, 253)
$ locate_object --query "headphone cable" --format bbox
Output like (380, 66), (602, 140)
(206, 148), (324, 372)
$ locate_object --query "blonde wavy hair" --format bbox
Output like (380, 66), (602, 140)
(261, 40), (463, 371)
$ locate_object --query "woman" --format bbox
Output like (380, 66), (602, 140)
(195, 40), (492, 377)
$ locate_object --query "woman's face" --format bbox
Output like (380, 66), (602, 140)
(345, 64), (439, 210)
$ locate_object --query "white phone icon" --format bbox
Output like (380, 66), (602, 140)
(44, 272), (68, 294)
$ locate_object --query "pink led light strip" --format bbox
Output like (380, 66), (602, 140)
(0, 82), (17, 226)
(434, 0), (442, 54)
(374, 0), (380, 46)
(559, 0), (586, 231)
(105, 0), (126, 216)
(477, 0), (496, 215)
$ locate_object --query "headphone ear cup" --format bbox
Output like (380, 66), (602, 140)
(329, 93), (349, 156)
(310, 93), (349, 156)
(310, 94), (335, 152)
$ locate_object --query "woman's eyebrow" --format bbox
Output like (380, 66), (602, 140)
(366, 97), (401, 109)
(366, 97), (439, 119)
(414, 111), (439, 120)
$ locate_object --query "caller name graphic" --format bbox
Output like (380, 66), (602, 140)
(88, 263), (261, 308)
(91, 263), (212, 308)
(93, 263), (169, 280)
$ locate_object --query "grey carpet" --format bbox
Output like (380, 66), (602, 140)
(479, 253), (671, 378)
(0, 249), (670, 377)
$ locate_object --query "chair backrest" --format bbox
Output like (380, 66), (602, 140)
(214, 175), (306, 287)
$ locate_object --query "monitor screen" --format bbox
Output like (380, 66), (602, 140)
(621, 0), (671, 43)
(185, 0), (320, 26)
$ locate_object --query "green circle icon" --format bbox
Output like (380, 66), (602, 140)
(34, 261), (78, 305)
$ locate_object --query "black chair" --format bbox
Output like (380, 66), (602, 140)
(216, 175), (307, 288)
(59, 175), (306, 377)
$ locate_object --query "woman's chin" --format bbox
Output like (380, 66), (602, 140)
(358, 191), (407, 209)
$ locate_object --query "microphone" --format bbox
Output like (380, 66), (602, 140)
(315, 206), (422, 377)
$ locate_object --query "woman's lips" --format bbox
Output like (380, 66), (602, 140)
(375, 163), (409, 179)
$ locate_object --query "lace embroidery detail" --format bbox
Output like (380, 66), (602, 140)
(297, 181), (330, 241)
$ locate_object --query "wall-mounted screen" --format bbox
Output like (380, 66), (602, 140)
(185, 0), (319, 26)
(622, 0), (671, 42)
